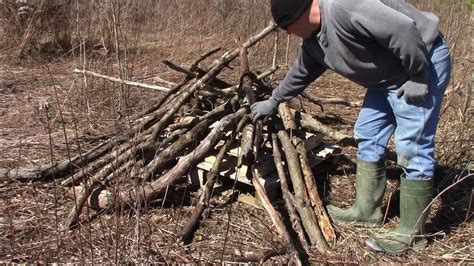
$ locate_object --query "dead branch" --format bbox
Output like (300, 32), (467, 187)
(1, 135), (128, 183)
(271, 133), (310, 253)
(117, 108), (247, 206)
(252, 169), (293, 247)
(293, 109), (398, 162)
(292, 109), (354, 145)
(273, 117), (329, 251)
(279, 104), (336, 245)
(301, 92), (360, 108)
(177, 118), (244, 242)
(73, 69), (171, 92)
(189, 47), (221, 72)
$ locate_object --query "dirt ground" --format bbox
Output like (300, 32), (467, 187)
(0, 38), (472, 264)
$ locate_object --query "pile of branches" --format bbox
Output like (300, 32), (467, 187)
(1, 22), (365, 261)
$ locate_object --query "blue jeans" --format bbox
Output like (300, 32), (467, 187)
(355, 37), (452, 180)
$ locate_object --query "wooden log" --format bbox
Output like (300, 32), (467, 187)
(279, 104), (336, 244)
(189, 47), (221, 72)
(162, 60), (232, 89)
(238, 124), (254, 167)
(1, 134), (128, 183)
(293, 109), (398, 162)
(214, 66), (279, 97)
(68, 185), (113, 210)
(135, 47), (222, 120)
(167, 116), (199, 132)
(65, 141), (151, 228)
(239, 46), (264, 155)
(178, 119), (243, 242)
(273, 118), (329, 251)
(271, 134), (310, 253)
(301, 92), (360, 108)
(252, 168), (293, 248)
(142, 119), (213, 180)
(292, 109), (354, 145)
(117, 108), (247, 206)
(143, 99), (238, 181)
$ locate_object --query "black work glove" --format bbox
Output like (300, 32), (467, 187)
(396, 79), (429, 104)
(250, 98), (279, 122)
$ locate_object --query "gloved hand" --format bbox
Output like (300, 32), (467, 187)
(250, 98), (279, 122)
(396, 80), (429, 104)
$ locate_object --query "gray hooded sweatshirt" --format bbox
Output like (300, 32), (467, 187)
(271, 0), (440, 103)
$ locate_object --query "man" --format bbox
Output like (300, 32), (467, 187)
(251, 0), (452, 254)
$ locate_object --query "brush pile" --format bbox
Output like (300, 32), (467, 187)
(1, 23), (366, 258)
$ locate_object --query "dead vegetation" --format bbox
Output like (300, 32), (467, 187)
(0, 0), (472, 263)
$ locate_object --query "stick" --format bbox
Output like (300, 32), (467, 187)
(178, 123), (241, 242)
(279, 104), (336, 244)
(293, 109), (398, 162)
(301, 92), (359, 108)
(1, 134), (128, 182)
(252, 169), (293, 249)
(272, 133), (310, 253)
(117, 108), (247, 206)
(134, 47), (222, 120)
(163, 60), (232, 89)
(273, 117), (329, 251)
(73, 69), (170, 92)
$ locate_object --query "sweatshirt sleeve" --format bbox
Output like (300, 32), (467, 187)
(270, 44), (326, 103)
(350, 1), (430, 83)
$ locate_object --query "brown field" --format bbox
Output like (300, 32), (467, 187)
(0, 0), (472, 263)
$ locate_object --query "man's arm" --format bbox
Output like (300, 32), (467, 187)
(251, 44), (326, 122)
(271, 44), (326, 103)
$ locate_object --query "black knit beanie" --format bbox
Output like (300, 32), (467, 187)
(271, 0), (312, 28)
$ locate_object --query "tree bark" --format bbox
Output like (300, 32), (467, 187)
(273, 118), (329, 251)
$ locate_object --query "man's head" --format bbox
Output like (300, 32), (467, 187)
(270, 0), (312, 29)
(270, 0), (321, 39)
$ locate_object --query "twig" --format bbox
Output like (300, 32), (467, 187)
(415, 173), (474, 231)
(73, 69), (170, 92)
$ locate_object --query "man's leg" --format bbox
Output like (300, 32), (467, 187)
(366, 37), (452, 254)
(327, 89), (395, 227)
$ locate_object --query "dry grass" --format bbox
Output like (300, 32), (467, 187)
(0, 0), (472, 263)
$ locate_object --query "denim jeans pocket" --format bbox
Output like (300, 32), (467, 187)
(431, 46), (450, 65)
(430, 44), (452, 89)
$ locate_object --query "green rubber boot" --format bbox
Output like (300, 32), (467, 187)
(365, 177), (433, 254)
(326, 159), (386, 227)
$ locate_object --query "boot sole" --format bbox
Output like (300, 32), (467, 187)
(333, 219), (382, 228)
(365, 237), (428, 255)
